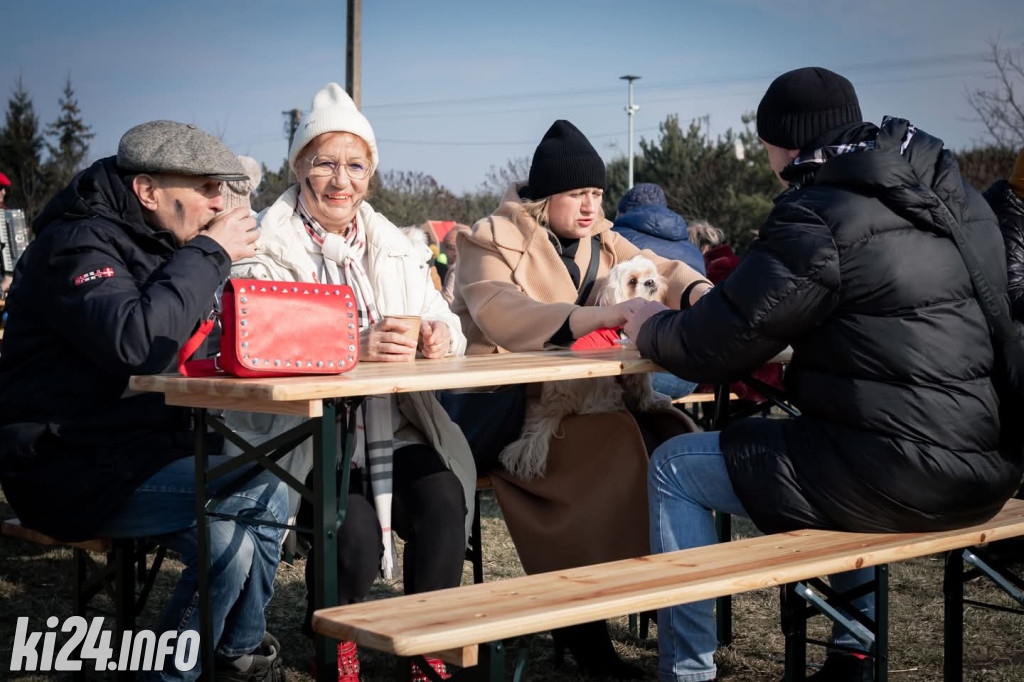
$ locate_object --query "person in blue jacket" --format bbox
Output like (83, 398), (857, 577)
(613, 182), (704, 399)
(612, 182), (706, 275)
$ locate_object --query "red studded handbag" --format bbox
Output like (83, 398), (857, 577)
(178, 279), (360, 377)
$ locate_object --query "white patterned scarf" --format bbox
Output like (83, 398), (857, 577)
(296, 195), (398, 578)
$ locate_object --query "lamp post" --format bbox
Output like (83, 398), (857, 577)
(620, 75), (641, 189)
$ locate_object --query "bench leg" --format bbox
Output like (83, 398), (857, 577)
(943, 550), (964, 682)
(715, 511), (732, 646)
(782, 566), (888, 681)
(873, 564), (889, 682)
(71, 549), (88, 682)
(467, 488), (484, 584)
(781, 582), (808, 680)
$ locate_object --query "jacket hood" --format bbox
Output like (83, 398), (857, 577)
(788, 117), (974, 240)
(613, 205), (690, 241)
(32, 157), (173, 249)
(35, 157), (141, 234)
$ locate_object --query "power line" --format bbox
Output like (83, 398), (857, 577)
(363, 51), (988, 113)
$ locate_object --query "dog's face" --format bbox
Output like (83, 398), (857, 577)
(598, 255), (666, 305)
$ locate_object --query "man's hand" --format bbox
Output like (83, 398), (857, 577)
(203, 207), (258, 261)
(419, 320), (451, 359)
(359, 317), (418, 362)
(623, 299), (670, 345)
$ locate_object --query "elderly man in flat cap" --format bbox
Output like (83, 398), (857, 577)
(0, 121), (287, 681)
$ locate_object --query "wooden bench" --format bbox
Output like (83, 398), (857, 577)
(1, 518), (166, 681)
(313, 498), (1024, 681)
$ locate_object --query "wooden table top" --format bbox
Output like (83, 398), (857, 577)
(129, 347), (792, 417)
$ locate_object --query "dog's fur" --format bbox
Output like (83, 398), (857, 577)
(500, 255), (675, 480)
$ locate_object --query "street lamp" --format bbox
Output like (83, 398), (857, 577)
(620, 75), (641, 189)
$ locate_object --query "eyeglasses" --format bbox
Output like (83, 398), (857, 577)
(306, 155), (372, 181)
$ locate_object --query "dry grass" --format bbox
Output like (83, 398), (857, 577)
(2, 490), (1024, 680)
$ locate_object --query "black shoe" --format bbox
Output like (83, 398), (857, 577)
(216, 632), (286, 682)
(551, 621), (644, 680)
(806, 653), (873, 682)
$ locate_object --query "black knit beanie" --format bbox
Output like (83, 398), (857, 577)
(524, 120), (606, 200)
(756, 67), (862, 151)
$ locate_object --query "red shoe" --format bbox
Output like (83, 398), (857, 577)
(410, 657), (450, 681)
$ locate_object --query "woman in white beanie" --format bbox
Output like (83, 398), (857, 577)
(224, 83), (474, 682)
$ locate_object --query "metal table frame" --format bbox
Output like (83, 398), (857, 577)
(193, 397), (359, 681)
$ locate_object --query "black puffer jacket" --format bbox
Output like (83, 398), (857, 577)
(0, 158), (229, 540)
(639, 118), (1022, 534)
(984, 179), (1024, 320)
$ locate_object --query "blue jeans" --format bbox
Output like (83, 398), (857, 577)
(649, 431), (875, 682)
(651, 372), (699, 401)
(100, 455), (289, 681)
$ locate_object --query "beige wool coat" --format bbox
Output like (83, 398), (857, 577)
(450, 183), (701, 573)
(451, 183), (706, 355)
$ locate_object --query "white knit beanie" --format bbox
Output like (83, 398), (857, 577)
(288, 83), (378, 173)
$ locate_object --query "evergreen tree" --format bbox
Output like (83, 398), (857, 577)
(251, 158), (292, 213)
(45, 74), (94, 190)
(604, 113), (777, 251)
(0, 76), (47, 222)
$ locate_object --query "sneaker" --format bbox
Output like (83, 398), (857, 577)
(806, 652), (873, 682)
(410, 657), (450, 681)
(216, 632), (286, 682)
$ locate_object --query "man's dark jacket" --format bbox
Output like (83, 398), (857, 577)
(639, 118), (1023, 533)
(0, 158), (229, 540)
(984, 179), (1024, 321)
(612, 205), (706, 275)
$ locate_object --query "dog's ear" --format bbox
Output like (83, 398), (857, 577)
(596, 274), (619, 305)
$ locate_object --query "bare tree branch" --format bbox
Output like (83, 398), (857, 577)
(967, 40), (1024, 148)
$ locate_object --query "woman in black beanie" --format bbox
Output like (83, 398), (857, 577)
(449, 120), (711, 678)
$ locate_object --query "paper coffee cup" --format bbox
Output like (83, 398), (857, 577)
(387, 315), (421, 344)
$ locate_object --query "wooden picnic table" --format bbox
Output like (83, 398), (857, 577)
(129, 346), (792, 680)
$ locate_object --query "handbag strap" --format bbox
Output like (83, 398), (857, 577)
(177, 311), (221, 377)
(928, 188), (1017, 342)
(575, 234), (602, 306)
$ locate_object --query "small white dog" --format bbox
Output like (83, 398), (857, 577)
(500, 255), (675, 480)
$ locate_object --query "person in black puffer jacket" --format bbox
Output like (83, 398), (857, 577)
(985, 149), (1024, 320)
(0, 121), (287, 681)
(983, 149), (1024, 563)
(624, 68), (1023, 682)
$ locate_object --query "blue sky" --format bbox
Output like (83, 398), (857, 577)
(3, 0), (1022, 195)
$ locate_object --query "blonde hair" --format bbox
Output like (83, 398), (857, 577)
(519, 196), (550, 228)
(688, 221), (725, 252)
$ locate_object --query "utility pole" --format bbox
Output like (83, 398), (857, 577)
(620, 75), (641, 189)
(347, 0), (362, 108)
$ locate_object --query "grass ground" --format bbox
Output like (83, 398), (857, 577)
(2, 489), (1023, 680)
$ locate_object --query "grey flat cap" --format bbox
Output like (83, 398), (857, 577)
(116, 120), (247, 181)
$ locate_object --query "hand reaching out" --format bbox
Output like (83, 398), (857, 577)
(623, 299), (670, 344)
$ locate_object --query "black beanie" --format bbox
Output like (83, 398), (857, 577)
(756, 67), (862, 151)
(524, 120), (606, 200)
